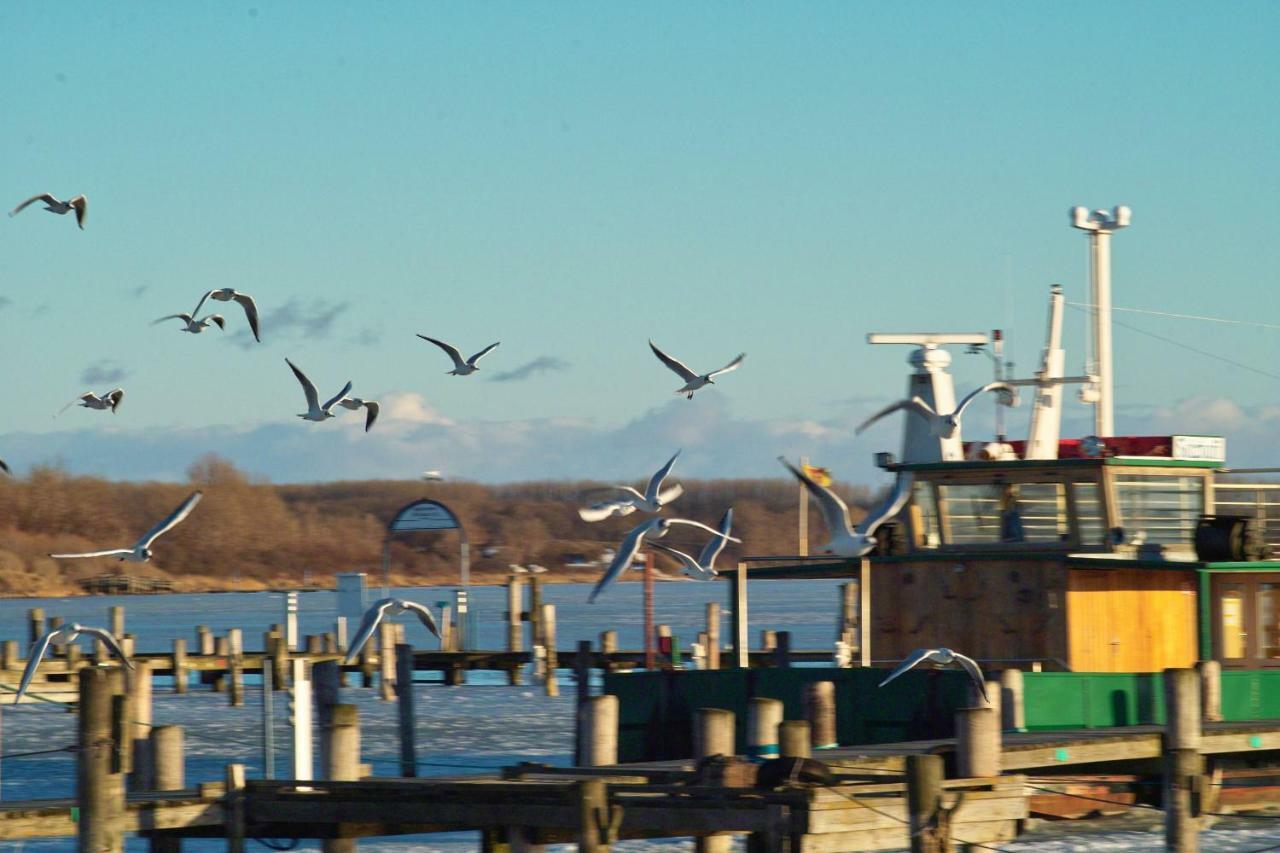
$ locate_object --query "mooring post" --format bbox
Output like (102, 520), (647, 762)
(730, 562), (749, 669)
(542, 604), (559, 697)
(109, 605), (125, 639)
(150, 725), (184, 852)
(169, 638), (187, 695)
(599, 630), (617, 674)
(858, 557), (872, 667)
(261, 659), (276, 780)
(272, 633), (290, 692)
(780, 720), (812, 759)
(290, 659), (313, 781)
(695, 708), (736, 759)
(956, 704), (1000, 778)
(643, 554), (655, 671)
(1165, 667), (1203, 853)
(212, 636), (230, 693)
(439, 605), (455, 653)
(1, 639), (18, 671)
(907, 753), (946, 853)
(335, 617), (348, 654)
(774, 631), (792, 668)
(378, 622), (397, 702)
(581, 695), (619, 767)
(760, 630), (777, 654)
(704, 603), (721, 670)
(322, 704), (361, 853)
(197, 625), (214, 657)
(999, 668), (1026, 732)
(839, 582), (857, 647)
(27, 608), (45, 647)
(226, 763), (247, 853)
(528, 575), (544, 648)
(507, 575), (524, 685)
(313, 660), (340, 776)
(804, 681), (838, 749)
(358, 637), (375, 688)
(576, 778), (612, 853)
(395, 643), (417, 777)
(66, 640), (81, 672)
(574, 640), (592, 764)
(1196, 660), (1222, 723)
(306, 634), (323, 656)
(229, 629), (245, 708)
(128, 661), (154, 792)
(747, 698), (782, 761)
(78, 667), (126, 853)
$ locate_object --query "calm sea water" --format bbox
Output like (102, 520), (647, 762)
(1, 581), (1277, 851)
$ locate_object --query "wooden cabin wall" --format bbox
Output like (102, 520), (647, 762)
(870, 559), (1068, 666)
(1065, 568), (1197, 672)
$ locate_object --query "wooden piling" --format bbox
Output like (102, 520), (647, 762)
(396, 644), (417, 777)
(1196, 659), (1222, 723)
(599, 631), (617, 674)
(1, 639), (17, 671)
(906, 754), (946, 853)
(774, 631), (792, 668)
(760, 630), (777, 653)
(439, 605), (455, 652)
(695, 708), (735, 759)
(528, 576), (544, 647)
(731, 562), (748, 669)
(581, 695), (618, 766)
(78, 667), (126, 853)
(109, 605), (125, 638)
(322, 704), (361, 853)
(66, 640), (81, 671)
(196, 625), (214, 657)
(151, 725), (184, 791)
(1164, 667), (1203, 853)
(804, 681), (838, 749)
(213, 637), (229, 692)
(576, 779), (611, 853)
(747, 697), (782, 761)
(313, 660), (340, 776)
(999, 668), (1025, 732)
(956, 705), (1000, 778)
(270, 633), (289, 692)
(306, 634), (323, 656)
(839, 582), (857, 646)
(574, 640), (592, 764)
(27, 607), (44, 647)
(507, 576), (524, 685)
(378, 622), (397, 702)
(780, 720), (812, 759)
(542, 604), (559, 697)
(127, 661), (154, 792)
(226, 763), (247, 853)
(359, 637), (375, 688)
(171, 638), (188, 695)
(228, 629), (245, 708)
(705, 603), (721, 670)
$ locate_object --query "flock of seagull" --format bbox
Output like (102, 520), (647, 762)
(4, 190), (1006, 706)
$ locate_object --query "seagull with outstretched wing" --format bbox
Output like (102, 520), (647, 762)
(50, 491), (202, 564)
(589, 517), (740, 603)
(10, 193), (87, 229)
(650, 507), (734, 581)
(344, 598), (442, 663)
(57, 388), (125, 417)
(417, 335), (500, 376)
(857, 382), (1018, 440)
(15, 623), (133, 703)
(338, 396), (380, 432)
(649, 341), (745, 399)
(286, 359), (351, 422)
(193, 289), (261, 342)
(878, 648), (989, 703)
(153, 311), (225, 334)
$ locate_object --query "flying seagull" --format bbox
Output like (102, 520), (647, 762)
(777, 457), (910, 557)
(9, 193), (87, 229)
(57, 388), (125, 417)
(15, 623), (133, 703)
(650, 507), (734, 581)
(857, 382), (1019, 441)
(193, 289), (261, 342)
(417, 335), (500, 376)
(344, 598), (441, 663)
(338, 395), (380, 432)
(648, 341), (745, 399)
(286, 359), (352, 422)
(579, 450), (684, 522)
(878, 648), (989, 703)
(153, 312), (225, 334)
(0, 459), (9, 475)
(50, 490), (202, 563)
(590, 517), (740, 603)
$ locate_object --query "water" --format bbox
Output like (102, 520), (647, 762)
(2, 582), (1278, 851)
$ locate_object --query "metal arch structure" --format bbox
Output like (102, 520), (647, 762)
(380, 498), (471, 595)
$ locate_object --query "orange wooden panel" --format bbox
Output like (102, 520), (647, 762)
(1066, 569), (1196, 672)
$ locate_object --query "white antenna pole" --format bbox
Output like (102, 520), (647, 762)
(1071, 205), (1130, 437)
(1025, 285), (1066, 459)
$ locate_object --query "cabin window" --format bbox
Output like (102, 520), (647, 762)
(1220, 584), (1248, 659)
(1261, 583), (1280, 659)
(937, 482), (1068, 545)
(1072, 482), (1107, 548)
(910, 481), (942, 548)
(1113, 475), (1204, 546)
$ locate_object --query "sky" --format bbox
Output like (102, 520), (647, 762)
(2, 3), (1278, 484)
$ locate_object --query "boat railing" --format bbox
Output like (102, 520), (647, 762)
(1214, 482), (1280, 558)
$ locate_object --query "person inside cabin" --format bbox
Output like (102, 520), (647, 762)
(999, 485), (1025, 543)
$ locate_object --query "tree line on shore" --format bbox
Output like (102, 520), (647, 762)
(0, 454), (877, 595)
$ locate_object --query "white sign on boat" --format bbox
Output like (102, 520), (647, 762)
(1171, 435), (1226, 462)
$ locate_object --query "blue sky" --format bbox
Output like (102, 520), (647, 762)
(2, 3), (1278, 483)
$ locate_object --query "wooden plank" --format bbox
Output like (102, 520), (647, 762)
(798, 818), (1018, 853)
(805, 793), (1026, 834)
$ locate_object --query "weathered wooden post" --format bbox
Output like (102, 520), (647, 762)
(774, 631), (792, 668)
(197, 625), (214, 656)
(528, 575), (544, 648)
(396, 643), (417, 777)
(128, 661), (154, 791)
(695, 708), (735, 759)
(760, 630), (777, 653)
(358, 636), (376, 688)
(542, 604), (559, 697)
(747, 697), (783, 761)
(804, 681), (838, 750)
(999, 668), (1026, 732)
(151, 725), (184, 791)
(704, 603), (721, 670)
(228, 629), (245, 708)
(956, 702), (1000, 778)
(313, 660), (340, 777)
(78, 667), (126, 853)
(109, 605), (125, 639)
(66, 639), (81, 671)
(581, 695), (618, 767)
(1, 639), (18, 671)
(839, 582), (857, 647)
(1196, 660), (1222, 723)
(322, 704), (361, 853)
(213, 636), (230, 692)
(780, 720), (812, 759)
(598, 630), (617, 675)
(270, 632), (290, 692)
(906, 754), (947, 853)
(306, 634), (324, 656)
(574, 640), (592, 764)
(27, 607), (45, 647)
(378, 622), (397, 702)
(507, 575), (524, 685)
(576, 778), (613, 853)
(1165, 667), (1203, 853)
(226, 763), (247, 853)
(730, 562), (749, 670)
(261, 660), (276, 780)
(171, 638), (188, 695)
